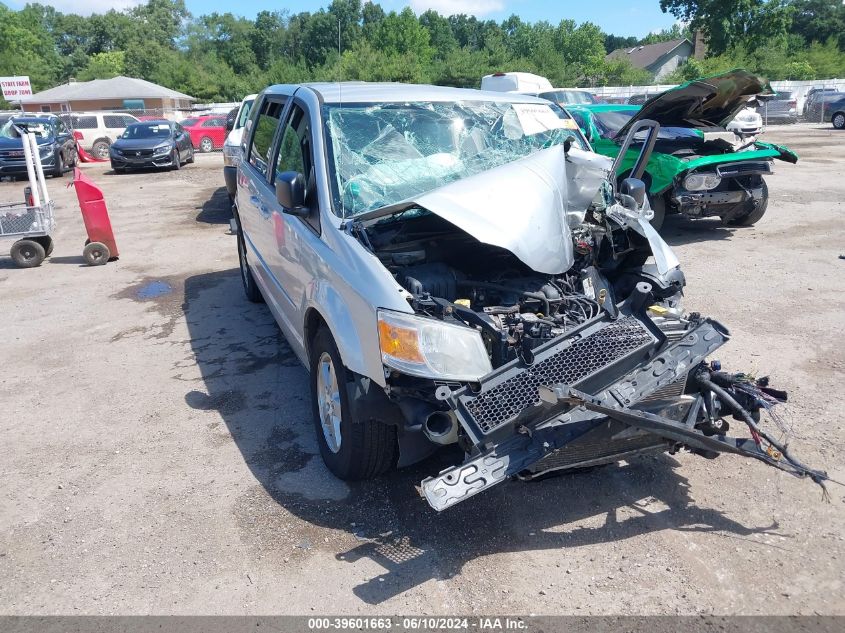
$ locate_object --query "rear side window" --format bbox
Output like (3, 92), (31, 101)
(122, 115), (138, 126)
(103, 115), (128, 128)
(275, 105), (311, 180)
(248, 99), (284, 178)
(73, 116), (97, 129)
(203, 117), (225, 127)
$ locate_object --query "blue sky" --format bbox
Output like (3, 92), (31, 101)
(10, 1), (678, 38)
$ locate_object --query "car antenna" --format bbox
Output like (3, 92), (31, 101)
(337, 18), (347, 220)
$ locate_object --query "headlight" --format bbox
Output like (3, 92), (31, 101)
(222, 144), (240, 166)
(377, 309), (492, 382)
(110, 146), (122, 156)
(683, 172), (721, 191)
(38, 144), (52, 157)
(153, 143), (173, 155)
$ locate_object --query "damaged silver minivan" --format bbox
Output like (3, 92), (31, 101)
(234, 83), (829, 511)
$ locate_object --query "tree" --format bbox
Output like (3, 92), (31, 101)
(78, 51), (126, 80)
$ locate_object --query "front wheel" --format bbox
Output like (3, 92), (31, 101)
(646, 192), (666, 231)
(52, 152), (64, 178)
(310, 327), (397, 480)
(10, 239), (45, 268)
(833, 112), (845, 130)
(728, 179), (769, 227)
(171, 149), (181, 171)
(186, 147), (195, 163)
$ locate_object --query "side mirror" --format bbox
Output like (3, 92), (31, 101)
(563, 135), (576, 153)
(226, 117), (235, 132)
(276, 171), (309, 217)
(619, 177), (647, 208)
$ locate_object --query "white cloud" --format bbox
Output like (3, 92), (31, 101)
(408, 1), (506, 18)
(7, 0), (144, 15)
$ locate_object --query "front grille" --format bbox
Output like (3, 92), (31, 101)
(0, 150), (25, 159)
(124, 149), (154, 157)
(716, 161), (771, 178)
(464, 317), (655, 433)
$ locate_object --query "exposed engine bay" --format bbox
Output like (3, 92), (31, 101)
(348, 119), (833, 511)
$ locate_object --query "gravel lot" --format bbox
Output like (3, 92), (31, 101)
(1, 123), (843, 616)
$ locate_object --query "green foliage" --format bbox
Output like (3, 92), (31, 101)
(78, 51), (125, 80)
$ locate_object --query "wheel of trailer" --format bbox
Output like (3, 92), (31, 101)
(36, 236), (54, 257)
(83, 241), (110, 266)
(833, 112), (845, 130)
(646, 192), (666, 231)
(310, 326), (397, 480)
(236, 215), (264, 303)
(10, 239), (46, 268)
(728, 179), (769, 227)
(199, 136), (214, 153)
(92, 140), (110, 160)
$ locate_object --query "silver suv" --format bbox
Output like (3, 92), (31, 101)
(235, 83), (828, 510)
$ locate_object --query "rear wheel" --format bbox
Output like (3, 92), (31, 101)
(728, 179), (769, 227)
(11, 240), (46, 267)
(83, 241), (110, 265)
(236, 215), (264, 303)
(833, 112), (845, 130)
(310, 327), (397, 480)
(199, 136), (213, 153)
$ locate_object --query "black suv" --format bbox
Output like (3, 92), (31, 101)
(0, 115), (77, 178)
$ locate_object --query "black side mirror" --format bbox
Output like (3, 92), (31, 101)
(563, 135), (576, 153)
(276, 171), (309, 217)
(226, 117), (235, 132)
(619, 177), (647, 208)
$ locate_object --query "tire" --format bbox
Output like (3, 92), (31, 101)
(199, 136), (213, 153)
(171, 149), (181, 170)
(83, 241), (110, 266)
(833, 112), (845, 130)
(310, 327), (397, 480)
(10, 239), (46, 268)
(37, 236), (54, 257)
(66, 148), (77, 170)
(646, 192), (666, 231)
(728, 179), (769, 227)
(52, 151), (64, 178)
(236, 216), (264, 303)
(92, 140), (110, 160)
(186, 147), (195, 163)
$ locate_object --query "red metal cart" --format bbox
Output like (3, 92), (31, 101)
(69, 167), (118, 265)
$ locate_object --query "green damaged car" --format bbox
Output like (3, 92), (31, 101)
(567, 70), (797, 229)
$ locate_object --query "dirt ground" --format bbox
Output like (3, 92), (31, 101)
(1, 123), (843, 616)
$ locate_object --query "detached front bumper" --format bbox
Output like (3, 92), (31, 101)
(422, 312), (729, 511)
(672, 161), (771, 220)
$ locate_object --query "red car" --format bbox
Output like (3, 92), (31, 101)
(179, 114), (227, 152)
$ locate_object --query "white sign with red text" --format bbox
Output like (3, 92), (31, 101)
(1, 76), (33, 101)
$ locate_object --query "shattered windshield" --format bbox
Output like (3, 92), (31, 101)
(593, 110), (701, 142)
(323, 100), (586, 216)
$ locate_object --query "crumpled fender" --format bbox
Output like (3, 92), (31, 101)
(755, 140), (798, 164)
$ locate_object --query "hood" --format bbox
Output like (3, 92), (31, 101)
(362, 145), (611, 275)
(112, 138), (172, 150)
(616, 69), (772, 139)
(0, 136), (52, 149)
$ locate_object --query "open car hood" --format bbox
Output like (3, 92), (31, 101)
(616, 69), (772, 139)
(360, 145), (611, 275)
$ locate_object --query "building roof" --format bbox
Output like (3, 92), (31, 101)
(606, 39), (692, 71)
(23, 76), (195, 103)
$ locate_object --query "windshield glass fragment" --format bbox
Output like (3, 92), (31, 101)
(323, 100), (586, 216)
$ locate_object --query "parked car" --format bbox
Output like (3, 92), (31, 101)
(222, 93), (257, 202)
(626, 93), (653, 105)
(109, 120), (193, 173)
(179, 114), (227, 152)
(725, 105), (763, 137)
(60, 111), (139, 159)
(802, 87), (839, 117)
(567, 70), (797, 229)
(232, 81), (826, 511)
(822, 95), (845, 129)
(537, 88), (600, 105)
(756, 91), (798, 124)
(481, 72), (553, 94)
(805, 91), (845, 122)
(0, 114), (77, 178)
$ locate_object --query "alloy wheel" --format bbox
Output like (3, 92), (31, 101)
(316, 352), (342, 453)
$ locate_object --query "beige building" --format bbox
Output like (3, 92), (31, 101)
(21, 76), (194, 117)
